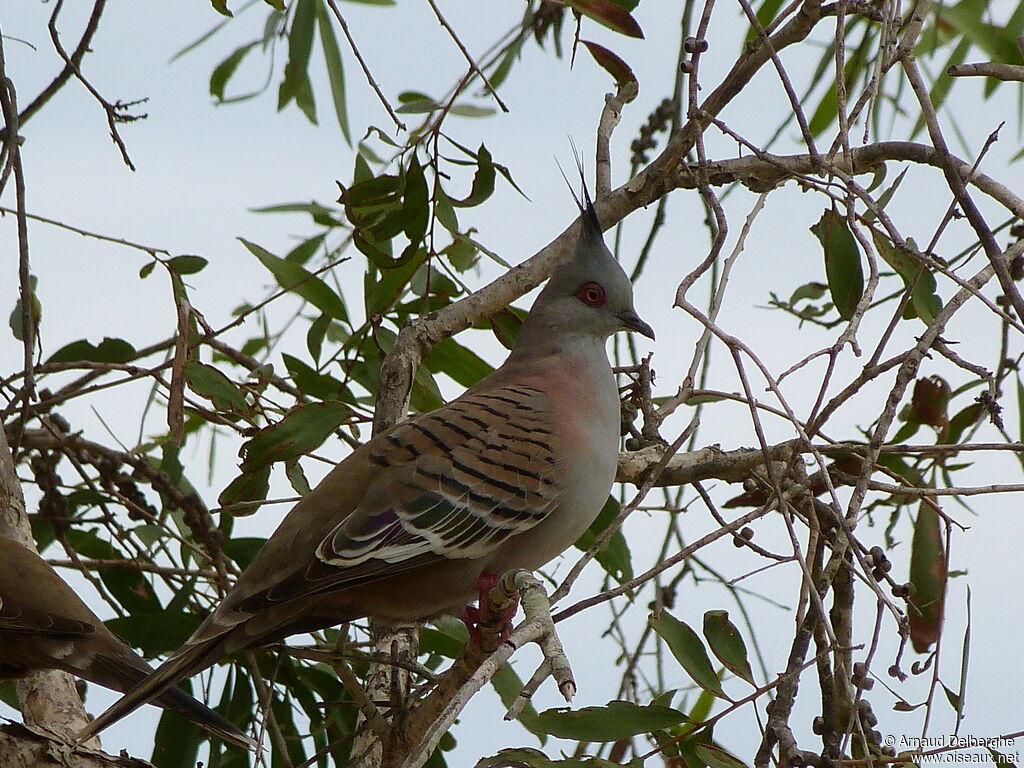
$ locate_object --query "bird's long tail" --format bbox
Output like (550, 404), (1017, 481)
(78, 640), (246, 747)
(156, 683), (258, 750)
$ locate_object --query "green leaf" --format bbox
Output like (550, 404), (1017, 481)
(944, 402), (983, 445)
(908, 502), (947, 653)
(746, 0), (786, 42)
(685, 686), (718, 730)
(488, 307), (525, 350)
(340, 173), (400, 208)
(396, 98), (439, 114)
(650, 611), (727, 697)
(185, 361), (249, 413)
(315, 0), (351, 145)
(64, 529), (159, 615)
(449, 104), (497, 118)
(443, 236), (476, 271)
(451, 145), (496, 208)
(286, 233), (327, 265)
(420, 625), (466, 658)
(240, 238), (348, 322)
(789, 281), (827, 304)
(940, 0), (1024, 66)
(8, 275), (41, 342)
(702, 610), (755, 685)
(0, 683), (19, 710)
(807, 34), (870, 136)
(240, 402), (350, 470)
(434, 188), (459, 233)
(403, 155), (430, 244)
(574, 496), (633, 585)
(251, 201), (342, 227)
(106, 612), (201, 657)
(424, 337), (494, 387)
(533, 700), (687, 741)
(1017, 376), (1024, 463)
(307, 313), (331, 363)
(810, 209), (864, 321)
(217, 467), (271, 511)
(911, 37), (971, 139)
(282, 352), (346, 399)
(286, 459), (311, 496)
(477, 748), (626, 767)
(210, 44), (254, 100)
(872, 232), (942, 324)
(567, 0), (644, 38)
(364, 252), (423, 316)
(293, 69), (318, 123)
(695, 744), (750, 768)
(167, 254), (209, 275)
(279, 0), (317, 115)
(581, 40), (636, 85)
(222, 536), (267, 569)
(47, 337), (136, 364)
(153, 706), (202, 767)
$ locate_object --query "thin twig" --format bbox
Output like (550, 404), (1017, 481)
(324, 0), (405, 132)
(424, 0), (508, 113)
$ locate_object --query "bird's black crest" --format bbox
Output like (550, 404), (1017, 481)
(557, 142), (604, 246)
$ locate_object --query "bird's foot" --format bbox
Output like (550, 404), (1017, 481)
(457, 605), (485, 646)
(459, 572), (521, 651)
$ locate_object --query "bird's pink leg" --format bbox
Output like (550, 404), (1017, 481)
(458, 572), (520, 648)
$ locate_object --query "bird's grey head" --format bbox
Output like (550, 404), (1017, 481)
(517, 200), (655, 347)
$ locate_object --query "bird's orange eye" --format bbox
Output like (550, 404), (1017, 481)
(575, 282), (606, 307)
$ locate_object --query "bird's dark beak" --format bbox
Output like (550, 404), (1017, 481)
(617, 309), (655, 340)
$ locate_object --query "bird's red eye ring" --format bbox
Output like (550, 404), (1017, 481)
(575, 282), (606, 307)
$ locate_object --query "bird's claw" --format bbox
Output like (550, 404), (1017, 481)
(458, 572), (520, 650)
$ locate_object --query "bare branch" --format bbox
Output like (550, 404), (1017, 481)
(948, 61), (1024, 82)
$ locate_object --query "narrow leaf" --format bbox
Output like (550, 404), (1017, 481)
(306, 313), (331, 363)
(240, 402), (350, 470)
(185, 361), (249, 413)
(574, 496), (633, 585)
(315, 0), (351, 145)
(650, 611), (727, 697)
(240, 238), (348, 322)
(424, 337), (494, 387)
(449, 104), (496, 118)
(810, 209), (864, 321)
(581, 40), (636, 85)
(217, 467), (271, 510)
(703, 610), (755, 685)
(695, 744), (750, 768)
(450, 145), (496, 208)
(908, 501), (947, 653)
(533, 700), (687, 741)
(47, 337), (136, 364)
(210, 44), (253, 100)
(279, 0), (316, 113)
(567, 0), (644, 38)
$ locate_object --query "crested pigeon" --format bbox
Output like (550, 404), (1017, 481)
(0, 534), (256, 748)
(79, 191), (654, 742)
